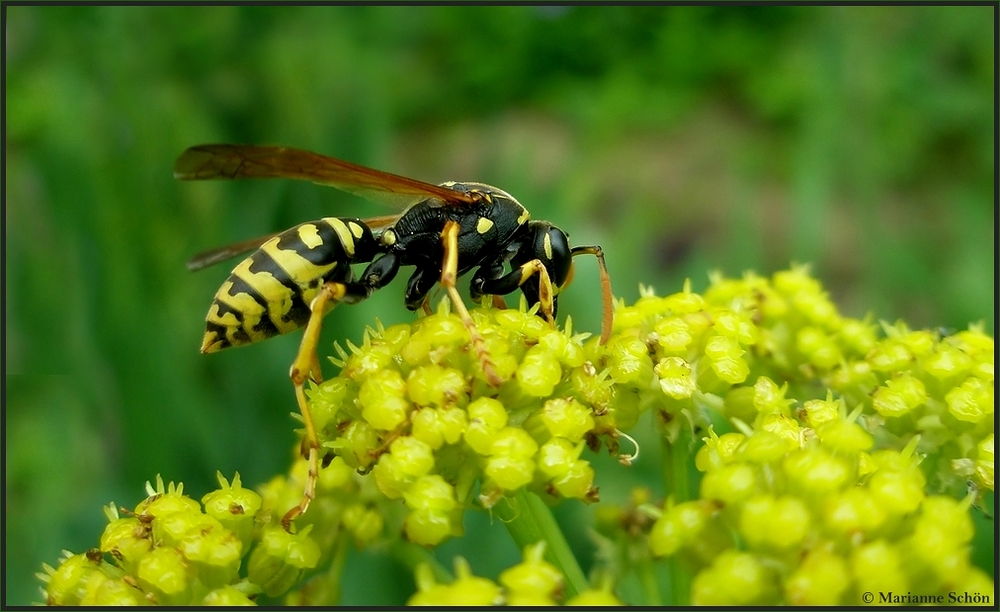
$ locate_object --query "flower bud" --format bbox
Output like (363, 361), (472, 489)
(247, 526), (320, 597)
(136, 547), (194, 606)
(201, 472), (263, 553)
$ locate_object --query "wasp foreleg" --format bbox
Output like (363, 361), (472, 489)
(472, 260), (557, 324)
(469, 259), (510, 310)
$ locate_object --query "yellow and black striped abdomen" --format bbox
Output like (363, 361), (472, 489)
(201, 217), (378, 353)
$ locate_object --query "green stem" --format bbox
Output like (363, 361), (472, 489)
(389, 540), (453, 583)
(663, 417), (693, 503)
(637, 554), (663, 606)
(660, 414), (693, 605)
(326, 532), (349, 604)
(491, 490), (588, 598)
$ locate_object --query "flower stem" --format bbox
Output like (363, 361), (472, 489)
(660, 414), (693, 605)
(492, 490), (588, 597)
(389, 540), (452, 583)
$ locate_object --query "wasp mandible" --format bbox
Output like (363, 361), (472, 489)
(174, 144), (613, 529)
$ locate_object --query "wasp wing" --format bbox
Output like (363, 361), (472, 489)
(174, 144), (477, 210)
(360, 214), (404, 231)
(186, 232), (280, 271)
(187, 215), (406, 272)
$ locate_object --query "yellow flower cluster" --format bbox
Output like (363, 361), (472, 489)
(39, 266), (993, 605)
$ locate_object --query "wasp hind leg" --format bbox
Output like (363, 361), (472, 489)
(440, 221), (503, 386)
(281, 280), (368, 531)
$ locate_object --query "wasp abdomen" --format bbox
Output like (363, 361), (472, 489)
(201, 217), (377, 353)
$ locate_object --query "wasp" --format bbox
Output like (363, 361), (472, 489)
(174, 144), (613, 529)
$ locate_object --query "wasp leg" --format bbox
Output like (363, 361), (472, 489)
(395, 266), (436, 316)
(470, 259), (509, 310)
(473, 259), (557, 324)
(282, 281), (366, 531)
(570, 245), (613, 345)
(440, 221), (503, 386)
(403, 266), (439, 311)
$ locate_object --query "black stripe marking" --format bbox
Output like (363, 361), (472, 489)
(248, 250), (316, 328)
(246, 243), (318, 327)
(212, 296), (245, 323)
(230, 326), (251, 346)
(247, 250), (297, 292)
(251, 310), (281, 338)
(225, 271), (271, 311)
(275, 223), (348, 266)
(223, 258), (284, 338)
(283, 291), (312, 327)
(205, 322), (232, 350)
(246, 249), (308, 324)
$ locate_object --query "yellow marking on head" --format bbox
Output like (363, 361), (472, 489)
(327, 218), (355, 257)
(476, 217), (495, 234)
(348, 221), (365, 238)
(543, 233), (553, 261)
(381, 228), (397, 246)
(297, 224), (323, 249)
(481, 191), (493, 204)
(517, 207), (530, 225)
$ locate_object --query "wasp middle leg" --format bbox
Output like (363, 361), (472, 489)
(440, 221), (503, 387)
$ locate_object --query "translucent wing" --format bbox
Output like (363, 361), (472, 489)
(361, 214), (405, 231)
(174, 144), (477, 210)
(186, 215), (406, 272)
(186, 231), (281, 271)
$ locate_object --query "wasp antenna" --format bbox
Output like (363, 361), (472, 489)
(569, 245), (613, 344)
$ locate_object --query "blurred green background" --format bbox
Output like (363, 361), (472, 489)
(5, 5), (994, 605)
